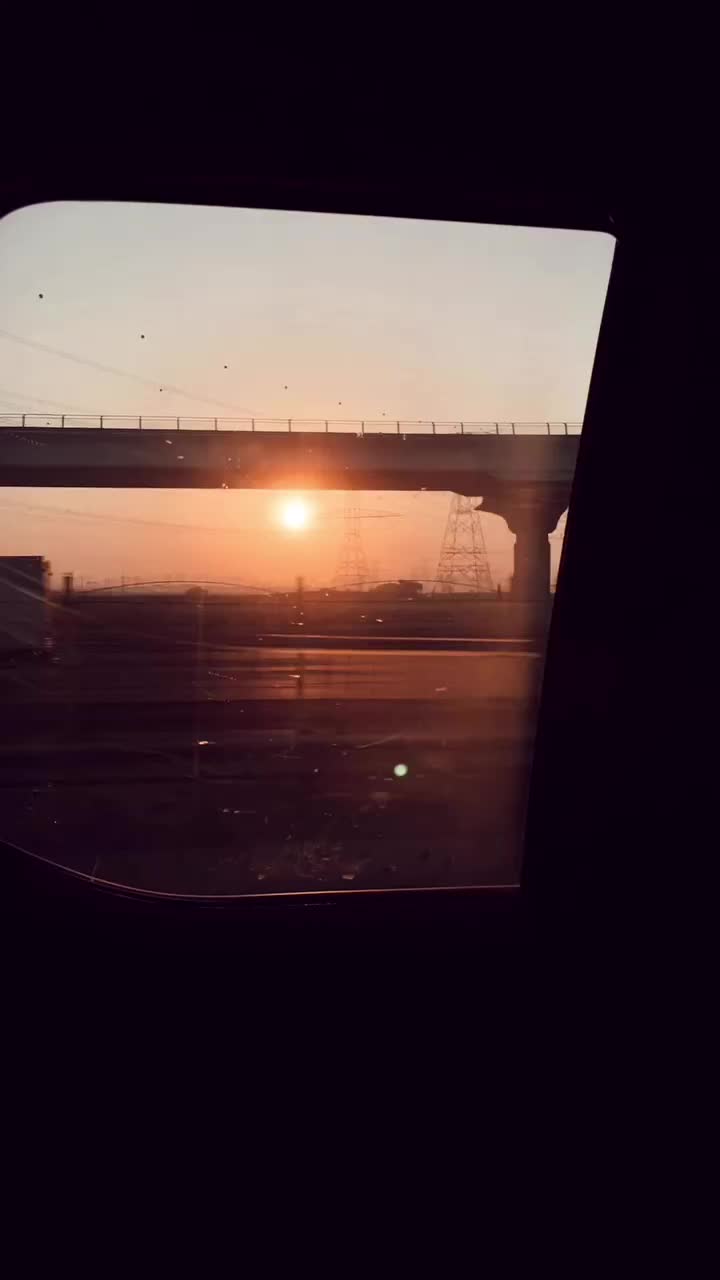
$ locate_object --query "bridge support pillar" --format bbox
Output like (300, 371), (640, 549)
(477, 487), (567, 602)
(510, 509), (553, 602)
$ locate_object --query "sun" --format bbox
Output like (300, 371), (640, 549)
(279, 497), (312, 532)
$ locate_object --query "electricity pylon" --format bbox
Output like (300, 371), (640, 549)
(434, 495), (493, 593)
(332, 505), (401, 590)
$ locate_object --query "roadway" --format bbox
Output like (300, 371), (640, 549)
(1, 642), (541, 703)
(0, 641), (543, 895)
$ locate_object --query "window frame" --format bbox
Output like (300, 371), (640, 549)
(0, 175), (626, 940)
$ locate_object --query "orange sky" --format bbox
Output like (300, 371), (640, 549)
(0, 202), (611, 587)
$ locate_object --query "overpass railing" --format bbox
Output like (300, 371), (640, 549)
(0, 415), (582, 436)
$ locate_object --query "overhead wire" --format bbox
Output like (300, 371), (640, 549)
(0, 326), (261, 416)
(0, 386), (100, 414)
(0, 498), (255, 535)
(0, 497), (405, 534)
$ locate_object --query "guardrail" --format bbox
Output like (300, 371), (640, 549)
(0, 415), (582, 436)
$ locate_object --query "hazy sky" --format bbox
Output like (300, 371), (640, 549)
(0, 202), (614, 587)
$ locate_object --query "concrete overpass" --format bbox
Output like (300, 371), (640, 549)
(0, 418), (580, 600)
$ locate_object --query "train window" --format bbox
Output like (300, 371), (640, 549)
(0, 201), (614, 895)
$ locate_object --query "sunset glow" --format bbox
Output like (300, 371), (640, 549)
(279, 498), (312, 532)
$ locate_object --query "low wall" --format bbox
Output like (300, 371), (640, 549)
(54, 594), (554, 645)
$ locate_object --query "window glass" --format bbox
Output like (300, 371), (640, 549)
(0, 202), (613, 895)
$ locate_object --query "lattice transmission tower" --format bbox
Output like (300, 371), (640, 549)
(333, 506), (371, 590)
(434, 495), (494, 593)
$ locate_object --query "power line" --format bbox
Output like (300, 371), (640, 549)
(0, 326), (261, 416)
(322, 504), (399, 514)
(0, 386), (100, 414)
(0, 498), (252, 534)
(0, 497), (404, 536)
